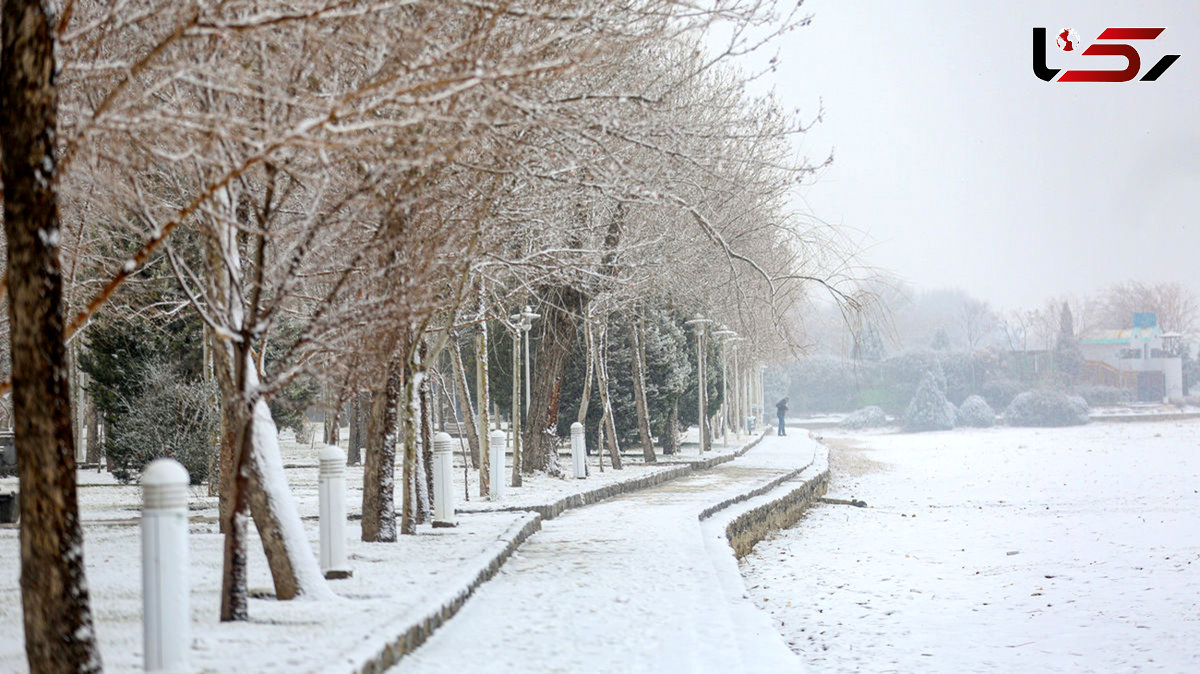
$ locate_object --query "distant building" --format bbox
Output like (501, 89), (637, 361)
(1080, 313), (1184, 401)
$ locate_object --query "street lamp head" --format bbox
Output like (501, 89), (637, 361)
(684, 313), (712, 332)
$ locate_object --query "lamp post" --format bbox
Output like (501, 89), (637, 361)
(519, 305), (540, 410)
(712, 326), (736, 447)
(684, 314), (712, 453)
(728, 336), (745, 438)
(508, 305), (539, 486)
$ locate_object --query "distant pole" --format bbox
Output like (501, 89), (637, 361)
(520, 306), (540, 410)
(318, 445), (351, 579)
(728, 337), (744, 438)
(685, 314), (712, 453)
(142, 459), (190, 673)
(713, 327), (736, 446)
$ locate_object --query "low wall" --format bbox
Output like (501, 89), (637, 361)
(711, 440), (830, 559)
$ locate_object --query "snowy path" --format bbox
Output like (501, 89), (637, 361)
(399, 434), (819, 674)
(742, 421), (1200, 673)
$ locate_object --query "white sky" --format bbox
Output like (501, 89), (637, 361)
(751, 0), (1200, 310)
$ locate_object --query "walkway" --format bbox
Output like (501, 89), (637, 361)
(398, 433), (820, 674)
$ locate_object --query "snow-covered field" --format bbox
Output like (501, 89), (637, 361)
(741, 420), (1200, 673)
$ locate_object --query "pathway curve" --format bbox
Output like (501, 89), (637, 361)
(398, 433), (819, 674)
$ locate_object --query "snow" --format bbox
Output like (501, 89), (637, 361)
(1, 426), (528, 673)
(0, 426), (765, 673)
(399, 433), (819, 673)
(741, 420), (1200, 673)
(249, 399), (335, 601)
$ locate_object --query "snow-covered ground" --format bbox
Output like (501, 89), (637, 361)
(741, 420), (1200, 673)
(0, 426), (749, 673)
(399, 432), (821, 674)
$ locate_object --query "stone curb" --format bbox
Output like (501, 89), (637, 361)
(463, 431), (769, 521)
(344, 512), (542, 674)
(342, 431), (769, 673)
(703, 438), (830, 558)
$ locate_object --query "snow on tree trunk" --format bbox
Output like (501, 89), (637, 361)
(2, 0), (103, 666)
(401, 364), (421, 534)
(362, 360), (401, 541)
(628, 314), (656, 463)
(246, 398), (334, 600)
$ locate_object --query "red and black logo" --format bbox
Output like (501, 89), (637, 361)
(1033, 27), (1180, 82)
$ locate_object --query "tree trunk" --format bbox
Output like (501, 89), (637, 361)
(244, 397), (331, 601)
(362, 359), (402, 541)
(419, 350), (435, 519)
(449, 336), (480, 467)
(661, 399), (679, 455)
(522, 285), (585, 474)
(84, 393), (100, 465)
(2, 0), (103, 665)
(401, 363), (420, 534)
(347, 391), (361, 462)
(474, 321), (491, 496)
(326, 383), (341, 446)
(577, 309), (594, 425)
(628, 314), (655, 463)
(595, 320), (623, 469)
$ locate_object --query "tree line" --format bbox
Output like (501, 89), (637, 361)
(1, 1), (864, 671)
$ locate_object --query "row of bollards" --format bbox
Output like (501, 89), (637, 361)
(140, 425), (595, 671)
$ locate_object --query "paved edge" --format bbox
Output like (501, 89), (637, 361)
(705, 436), (830, 559)
(337, 512), (542, 674)
(463, 431), (769, 520)
(336, 431), (769, 673)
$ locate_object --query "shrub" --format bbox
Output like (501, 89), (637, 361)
(1074, 385), (1132, 406)
(840, 406), (890, 430)
(1003, 390), (1089, 427)
(981, 378), (1023, 409)
(903, 372), (955, 432)
(956, 395), (995, 427)
(105, 363), (219, 485)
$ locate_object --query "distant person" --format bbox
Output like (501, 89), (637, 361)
(776, 397), (789, 436)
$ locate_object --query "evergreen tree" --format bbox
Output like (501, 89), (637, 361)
(903, 371), (955, 432)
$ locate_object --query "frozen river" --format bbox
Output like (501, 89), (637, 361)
(741, 419), (1200, 673)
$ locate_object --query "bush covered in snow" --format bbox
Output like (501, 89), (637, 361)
(1074, 385), (1133, 406)
(1003, 390), (1090, 427)
(903, 372), (955, 432)
(981, 378), (1023, 410)
(955, 395), (995, 427)
(840, 406), (890, 430)
(106, 363), (219, 485)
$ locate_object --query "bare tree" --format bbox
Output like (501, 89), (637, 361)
(2, 0), (102, 668)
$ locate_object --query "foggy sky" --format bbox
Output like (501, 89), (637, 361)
(759, 0), (1200, 311)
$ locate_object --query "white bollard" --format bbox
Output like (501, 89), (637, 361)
(141, 458), (189, 673)
(432, 432), (457, 527)
(570, 422), (586, 479)
(319, 445), (352, 579)
(489, 429), (506, 500)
